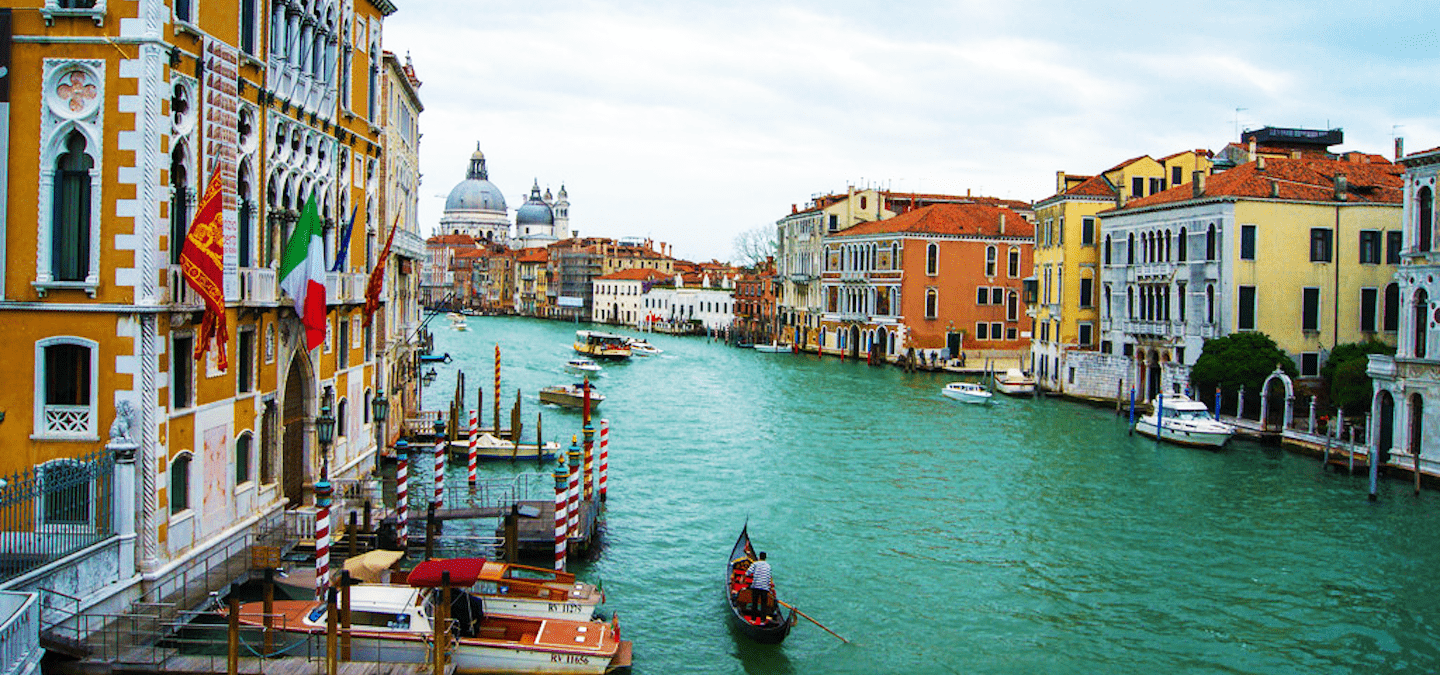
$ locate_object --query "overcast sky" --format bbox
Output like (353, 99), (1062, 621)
(385, 0), (1440, 262)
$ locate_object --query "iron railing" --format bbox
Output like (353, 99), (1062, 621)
(0, 448), (115, 583)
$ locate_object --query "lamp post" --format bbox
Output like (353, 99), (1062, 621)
(314, 390), (336, 601)
(371, 392), (389, 461)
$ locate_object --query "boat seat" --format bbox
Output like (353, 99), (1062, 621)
(735, 588), (753, 606)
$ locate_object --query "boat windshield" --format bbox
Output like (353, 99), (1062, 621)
(1163, 407), (1212, 421)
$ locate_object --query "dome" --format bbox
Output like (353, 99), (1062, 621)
(444, 143), (507, 213)
(515, 180), (554, 226)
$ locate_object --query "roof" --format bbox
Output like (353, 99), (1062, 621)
(837, 203), (1034, 238)
(597, 268), (671, 282)
(1157, 148), (1211, 162)
(516, 248), (549, 263)
(1062, 174), (1118, 198)
(428, 234), (479, 246)
(1118, 155), (1403, 211)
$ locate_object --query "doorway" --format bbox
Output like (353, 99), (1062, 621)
(282, 355), (311, 507)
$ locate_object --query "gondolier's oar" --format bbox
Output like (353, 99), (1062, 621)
(776, 600), (850, 644)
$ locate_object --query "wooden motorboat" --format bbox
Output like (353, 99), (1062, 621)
(1135, 393), (1235, 448)
(725, 525), (796, 644)
(447, 433), (562, 461)
(992, 368), (1035, 396)
(235, 581), (631, 674)
(566, 357), (602, 374)
(540, 383), (604, 410)
(393, 558), (606, 621)
(941, 381), (993, 405)
(574, 331), (631, 360)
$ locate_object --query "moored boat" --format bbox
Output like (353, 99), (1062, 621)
(447, 433), (562, 461)
(1135, 393), (1235, 448)
(725, 525), (796, 644)
(395, 558), (606, 621)
(574, 331), (632, 360)
(753, 342), (790, 353)
(941, 381), (993, 405)
(992, 368), (1036, 396)
(540, 383), (605, 409)
(234, 583), (631, 674)
(566, 357), (602, 374)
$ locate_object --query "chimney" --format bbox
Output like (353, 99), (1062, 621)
(1291, 150), (1301, 160)
(1057, 171), (1067, 193)
(1192, 171), (1206, 198)
(1116, 186), (1127, 208)
(791, 203), (798, 214)
(1269, 180), (1279, 198)
(1334, 174), (1348, 201)
(1257, 155), (1266, 171)
(999, 212), (1006, 234)
(1396, 137), (1405, 160)
(1247, 137), (1257, 161)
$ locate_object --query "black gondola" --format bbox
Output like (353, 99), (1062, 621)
(725, 524), (797, 644)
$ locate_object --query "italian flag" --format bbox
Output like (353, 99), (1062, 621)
(280, 194), (328, 352)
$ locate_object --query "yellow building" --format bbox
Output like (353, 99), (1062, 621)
(0, 0), (410, 614)
(379, 50), (426, 444)
(1030, 151), (1212, 392)
(1093, 150), (1403, 400)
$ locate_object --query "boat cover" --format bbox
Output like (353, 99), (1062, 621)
(406, 558), (488, 588)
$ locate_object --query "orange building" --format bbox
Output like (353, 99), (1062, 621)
(820, 203), (1034, 361)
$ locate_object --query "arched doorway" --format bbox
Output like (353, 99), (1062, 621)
(1376, 390), (1395, 464)
(282, 354), (313, 507)
(1410, 393), (1425, 462)
(1146, 351), (1161, 401)
(848, 325), (861, 360)
(1260, 367), (1294, 431)
(873, 327), (888, 360)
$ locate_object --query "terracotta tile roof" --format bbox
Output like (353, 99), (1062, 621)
(1100, 155), (1151, 175)
(1158, 148), (1211, 162)
(516, 248), (549, 263)
(452, 249), (489, 259)
(428, 234), (479, 246)
(1063, 174), (1118, 198)
(836, 203), (1034, 238)
(1120, 155), (1403, 210)
(597, 268), (670, 282)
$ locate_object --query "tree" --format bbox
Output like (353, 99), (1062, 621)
(1321, 340), (1394, 414)
(1190, 332), (1296, 414)
(731, 225), (777, 268)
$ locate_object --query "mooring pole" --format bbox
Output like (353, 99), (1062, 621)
(568, 436), (582, 540)
(325, 587), (339, 675)
(262, 568), (275, 655)
(1368, 413), (1379, 501)
(425, 503), (437, 560)
(227, 597), (239, 675)
(396, 440), (410, 551)
(348, 511), (358, 559)
(598, 419), (609, 503)
(315, 473), (333, 602)
(504, 504), (519, 563)
(1128, 387), (1136, 434)
(467, 408), (479, 489)
(494, 344), (502, 436)
(554, 456), (569, 571)
(340, 570), (352, 661)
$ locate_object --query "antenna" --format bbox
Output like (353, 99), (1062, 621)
(1234, 107), (1247, 139)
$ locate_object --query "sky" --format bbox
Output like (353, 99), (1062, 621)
(385, 0), (1440, 263)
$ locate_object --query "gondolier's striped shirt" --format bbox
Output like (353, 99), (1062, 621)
(749, 561), (772, 591)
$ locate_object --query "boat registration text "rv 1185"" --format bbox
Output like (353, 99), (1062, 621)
(551, 654), (591, 665)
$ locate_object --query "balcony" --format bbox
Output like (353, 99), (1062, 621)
(324, 272), (367, 305)
(163, 264), (204, 309)
(393, 228), (425, 261)
(238, 267), (277, 305)
(789, 273), (817, 283)
(0, 591), (41, 675)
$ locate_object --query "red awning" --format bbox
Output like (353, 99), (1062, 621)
(406, 558), (488, 588)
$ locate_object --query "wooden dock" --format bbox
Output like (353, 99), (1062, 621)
(115, 656), (452, 675)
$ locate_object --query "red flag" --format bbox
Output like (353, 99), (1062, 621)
(363, 214), (401, 327)
(179, 168), (229, 370)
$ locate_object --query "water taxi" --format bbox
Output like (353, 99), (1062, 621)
(574, 331), (632, 360)
(1135, 393), (1235, 448)
(941, 382), (993, 405)
(540, 383), (605, 409)
(624, 338), (662, 356)
(993, 368), (1036, 396)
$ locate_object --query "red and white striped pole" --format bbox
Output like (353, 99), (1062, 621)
(567, 435), (581, 538)
(553, 457), (569, 572)
(434, 439), (445, 511)
(395, 441), (409, 551)
(598, 419), (609, 502)
(314, 468), (333, 601)
(467, 409), (479, 487)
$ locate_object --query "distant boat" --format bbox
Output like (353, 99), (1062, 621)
(941, 382), (993, 405)
(625, 338), (662, 356)
(566, 357), (602, 374)
(992, 368), (1035, 396)
(1135, 393), (1235, 448)
(540, 383), (605, 409)
(725, 524), (796, 644)
(574, 330), (632, 360)
(753, 342), (790, 353)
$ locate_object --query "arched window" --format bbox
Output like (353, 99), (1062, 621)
(1127, 287), (1135, 317)
(1206, 223), (1217, 260)
(1007, 291), (1019, 322)
(238, 161), (254, 268)
(925, 289), (938, 318)
(336, 398), (348, 439)
(53, 132), (95, 282)
(1419, 186), (1434, 253)
(34, 337), (98, 439)
(985, 246), (998, 277)
(1177, 227), (1188, 261)
(363, 389), (373, 425)
(926, 243), (938, 275)
(169, 140), (191, 264)
(1007, 247), (1020, 278)
(1414, 289), (1429, 359)
(1104, 235), (1113, 265)
(1164, 229), (1172, 261)
(1104, 285), (1113, 319)
(1127, 233), (1135, 264)
(170, 452), (192, 515)
(1384, 282), (1400, 332)
(1206, 285), (1216, 323)
(236, 432), (253, 485)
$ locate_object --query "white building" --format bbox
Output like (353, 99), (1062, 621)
(592, 268), (669, 327)
(643, 275), (736, 331)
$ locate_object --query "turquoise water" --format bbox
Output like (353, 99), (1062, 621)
(423, 316), (1440, 674)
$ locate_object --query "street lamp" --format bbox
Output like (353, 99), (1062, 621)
(316, 388), (336, 482)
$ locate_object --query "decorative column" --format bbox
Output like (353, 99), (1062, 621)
(314, 472), (332, 601)
(553, 457), (568, 572)
(598, 419), (609, 503)
(107, 401), (139, 576)
(395, 440), (409, 550)
(567, 436), (581, 539)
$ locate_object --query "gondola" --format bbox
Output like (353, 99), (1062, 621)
(725, 524), (797, 644)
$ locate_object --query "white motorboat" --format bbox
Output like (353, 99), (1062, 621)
(941, 382), (993, 405)
(540, 383), (605, 409)
(574, 330), (632, 360)
(993, 368), (1035, 396)
(566, 357), (602, 374)
(235, 580), (631, 674)
(753, 342), (791, 353)
(624, 338), (662, 356)
(1135, 393), (1235, 448)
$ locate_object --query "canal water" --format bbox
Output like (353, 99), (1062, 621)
(423, 316), (1440, 674)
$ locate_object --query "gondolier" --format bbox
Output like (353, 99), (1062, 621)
(748, 552), (773, 616)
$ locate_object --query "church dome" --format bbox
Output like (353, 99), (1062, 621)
(515, 180), (554, 226)
(445, 145), (507, 213)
